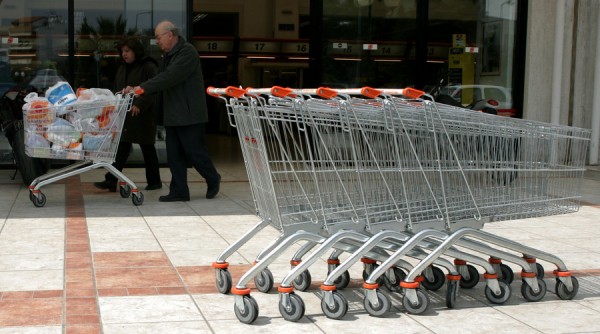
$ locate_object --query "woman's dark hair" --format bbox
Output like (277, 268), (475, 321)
(116, 36), (145, 62)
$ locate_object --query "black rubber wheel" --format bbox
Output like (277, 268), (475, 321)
(215, 268), (232, 294)
(293, 270), (312, 291)
(279, 293), (305, 322)
(555, 276), (579, 300)
(521, 278), (547, 302)
(254, 267), (274, 293)
(120, 185), (131, 198)
(364, 289), (391, 317)
(333, 270), (351, 290)
(499, 263), (514, 284)
(234, 295), (259, 324)
(421, 266), (445, 291)
(132, 192), (144, 206)
(321, 291), (348, 320)
(460, 264), (480, 289)
(446, 279), (459, 309)
(383, 267), (407, 293)
(485, 280), (512, 304)
(362, 263), (385, 286)
(535, 263), (545, 279)
(32, 192), (46, 207)
(402, 289), (430, 315)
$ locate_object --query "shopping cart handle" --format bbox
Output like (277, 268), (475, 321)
(361, 87), (382, 99)
(402, 87), (425, 99)
(316, 87), (337, 99)
(133, 87), (144, 95)
(271, 86), (294, 98)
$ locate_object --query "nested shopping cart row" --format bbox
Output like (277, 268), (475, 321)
(207, 85), (590, 324)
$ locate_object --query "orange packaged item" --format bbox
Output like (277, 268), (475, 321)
(26, 100), (55, 125)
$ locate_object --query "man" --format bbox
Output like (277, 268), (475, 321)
(131, 20), (220, 202)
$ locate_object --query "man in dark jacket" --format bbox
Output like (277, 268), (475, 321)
(132, 20), (221, 202)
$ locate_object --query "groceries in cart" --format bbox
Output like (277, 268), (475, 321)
(22, 82), (144, 208)
(22, 82), (119, 160)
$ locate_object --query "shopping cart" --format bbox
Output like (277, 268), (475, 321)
(207, 86), (590, 323)
(22, 92), (144, 207)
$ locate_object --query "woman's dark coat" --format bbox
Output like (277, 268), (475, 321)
(114, 57), (158, 144)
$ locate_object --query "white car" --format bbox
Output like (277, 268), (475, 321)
(443, 84), (515, 116)
(29, 69), (65, 92)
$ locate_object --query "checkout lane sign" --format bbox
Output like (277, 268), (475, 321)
(2, 36), (18, 45)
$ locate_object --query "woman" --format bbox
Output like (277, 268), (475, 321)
(94, 36), (162, 191)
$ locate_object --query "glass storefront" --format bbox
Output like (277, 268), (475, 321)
(0, 0), (521, 169)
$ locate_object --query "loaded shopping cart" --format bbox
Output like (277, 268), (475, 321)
(22, 88), (144, 207)
(207, 85), (590, 324)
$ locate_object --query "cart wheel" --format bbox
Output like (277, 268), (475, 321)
(279, 293), (305, 322)
(383, 267), (407, 293)
(521, 278), (546, 302)
(321, 291), (348, 320)
(293, 270), (312, 291)
(555, 276), (579, 300)
(32, 192), (46, 207)
(215, 268), (232, 294)
(364, 289), (391, 317)
(535, 263), (545, 279)
(459, 264), (480, 289)
(499, 263), (514, 284)
(254, 268), (274, 293)
(234, 295), (259, 324)
(120, 185), (131, 198)
(485, 280), (512, 304)
(421, 266), (445, 291)
(333, 270), (351, 290)
(131, 192), (144, 206)
(446, 279), (459, 309)
(362, 264), (385, 286)
(402, 289), (430, 315)
(29, 191), (35, 202)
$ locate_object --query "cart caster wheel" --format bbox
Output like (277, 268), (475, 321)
(535, 263), (545, 279)
(556, 276), (578, 300)
(446, 279), (459, 308)
(402, 289), (430, 315)
(216, 268), (232, 294)
(254, 267), (274, 293)
(32, 192), (46, 207)
(364, 289), (391, 317)
(499, 263), (514, 284)
(293, 270), (312, 291)
(485, 280), (512, 304)
(132, 192), (144, 206)
(333, 270), (351, 290)
(460, 264), (480, 289)
(362, 264), (384, 286)
(383, 267), (406, 293)
(29, 191), (35, 202)
(234, 295), (259, 324)
(321, 291), (348, 320)
(279, 293), (305, 322)
(120, 185), (131, 198)
(421, 266), (445, 291)
(521, 278), (546, 302)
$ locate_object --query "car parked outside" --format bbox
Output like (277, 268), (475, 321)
(442, 84), (515, 117)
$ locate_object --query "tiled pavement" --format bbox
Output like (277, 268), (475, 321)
(0, 142), (599, 333)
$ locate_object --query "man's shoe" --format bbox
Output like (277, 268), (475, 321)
(94, 180), (117, 192)
(206, 175), (221, 199)
(159, 194), (190, 202)
(145, 183), (163, 190)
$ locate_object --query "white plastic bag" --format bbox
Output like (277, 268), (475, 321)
(45, 118), (81, 146)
